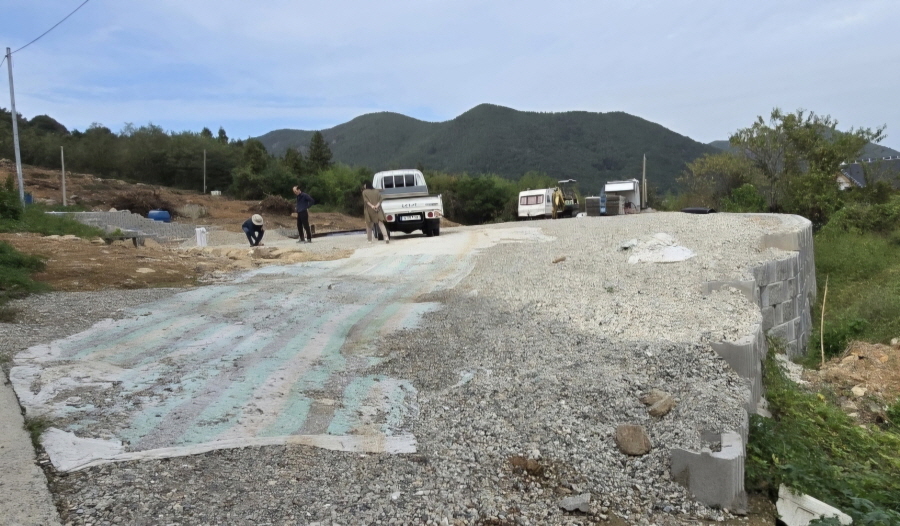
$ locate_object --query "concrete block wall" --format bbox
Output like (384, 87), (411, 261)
(675, 215), (816, 511)
(47, 211), (198, 243)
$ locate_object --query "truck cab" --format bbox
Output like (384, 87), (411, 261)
(373, 169), (444, 237)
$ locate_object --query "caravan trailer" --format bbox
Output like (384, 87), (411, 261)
(517, 188), (554, 219)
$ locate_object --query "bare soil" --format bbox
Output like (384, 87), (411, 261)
(804, 340), (900, 426)
(1, 161), (368, 291)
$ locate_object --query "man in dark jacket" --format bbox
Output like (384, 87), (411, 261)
(293, 185), (315, 243)
(242, 214), (265, 246)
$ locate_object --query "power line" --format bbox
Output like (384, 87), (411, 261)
(12, 0), (91, 54)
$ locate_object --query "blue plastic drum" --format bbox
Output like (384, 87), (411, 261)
(148, 209), (171, 223)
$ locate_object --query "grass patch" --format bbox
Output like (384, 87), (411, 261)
(0, 204), (107, 238)
(809, 227), (900, 359)
(23, 415), (52, 450)
(747, 346), (900, 524)
(0, 241), (50, 305)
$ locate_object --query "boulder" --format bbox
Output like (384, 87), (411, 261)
(615, 424), (651, 455)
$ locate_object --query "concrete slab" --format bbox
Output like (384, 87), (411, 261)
(0, 370), (62, 525)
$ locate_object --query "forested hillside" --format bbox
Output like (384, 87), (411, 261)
(257, 104), (720, 193)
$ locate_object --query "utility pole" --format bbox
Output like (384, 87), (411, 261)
(203, 149), (207, 194)
(60, 146), (67, 206)
(6, 47), (25, 205)
(641, 154), (647, 210)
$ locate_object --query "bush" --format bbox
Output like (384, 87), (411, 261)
(0, 241), (49, 304)
(823, 195), (900, 235)
(747, 346), (900, 524)
(0, 175), (23, 221)
(111, 189), (176, 218)
(721, 183), (767, 213)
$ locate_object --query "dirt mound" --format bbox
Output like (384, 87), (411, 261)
(111, 189), (177, 217)
(805, 340), (900, 425)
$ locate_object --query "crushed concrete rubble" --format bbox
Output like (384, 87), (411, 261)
(1, 213), (800, 525)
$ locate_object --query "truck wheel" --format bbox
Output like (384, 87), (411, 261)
(424, 227), (434, 237)
(433, 225), (440, 237)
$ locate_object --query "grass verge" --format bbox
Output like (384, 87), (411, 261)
(809, 227), (900, 360)
(747, 345), (900, 525)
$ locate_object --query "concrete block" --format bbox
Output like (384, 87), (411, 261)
(769, 321), (795, 343)
(761, 306), (775, 331)
(762, 281), (785, 306)
(781, 299), (795, 320)
(671, 431), (747, 513)
(773, 303), (784, 326)
(776, 485), (851, 526)
(776, 258), (792, 281)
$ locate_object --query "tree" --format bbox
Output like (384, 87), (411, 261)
(200, 127), (213, 140)
(217, 127), (228, 144)
(729, 109), (884, 215)
(307, 131), (333, 173)
(678, 153), (761, 209)
(241, 139), (269, 174)
(283, 147), (305, 177)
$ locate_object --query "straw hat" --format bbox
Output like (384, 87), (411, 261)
(251, 214), (264, 226)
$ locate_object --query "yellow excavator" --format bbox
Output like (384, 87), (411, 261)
(552, 179), (579, 218)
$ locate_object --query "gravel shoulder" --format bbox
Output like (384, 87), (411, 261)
(2, 213), (791, 525)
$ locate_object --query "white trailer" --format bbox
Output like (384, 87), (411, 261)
(517, 188), (554, 219)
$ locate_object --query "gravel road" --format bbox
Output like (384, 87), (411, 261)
(2, 212), (792, 525)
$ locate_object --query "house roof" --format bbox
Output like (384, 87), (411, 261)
(839, 157), (900, 188)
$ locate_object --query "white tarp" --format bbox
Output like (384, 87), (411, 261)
(621, 233), (696, 264)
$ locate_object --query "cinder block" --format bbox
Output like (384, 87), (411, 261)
(671, 431), (747, 513)
(761, 306), (775, 330)
(781, 299), (795, 320)
(769, 321), (795, 343)
(762, 282), (785, 306)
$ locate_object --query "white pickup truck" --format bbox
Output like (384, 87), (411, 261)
(373, 169), (444, 237)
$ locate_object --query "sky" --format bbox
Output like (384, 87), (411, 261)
(2, 0), (899, 150)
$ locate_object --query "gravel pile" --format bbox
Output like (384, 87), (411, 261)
(6, 213), (793, 525)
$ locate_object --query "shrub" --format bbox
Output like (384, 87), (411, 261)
(747, 346), (900, 523)
(823, 195), (900, 235)
(0, 175), (23, 221)
(0, 241), (49, 304)
(721, 183), (767, 213)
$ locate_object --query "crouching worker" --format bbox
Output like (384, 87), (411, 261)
(242, 214), (265, 246)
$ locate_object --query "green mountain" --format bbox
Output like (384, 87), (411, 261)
(256, 104), (720, 194)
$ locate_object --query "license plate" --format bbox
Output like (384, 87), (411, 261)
(400, 215), (421, 221)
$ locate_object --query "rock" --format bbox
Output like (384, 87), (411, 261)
(851, 385), (866, 397)
(891, 337), (899, 349)
(135, 268), (155, 274)
(559, 493), (591, 513)
(91, 237), (106, 245)
(615, 424), (651, 455)
(649, 395), (676, 417)
(640, 389), (676, 417)
(640, 389), (668, 406)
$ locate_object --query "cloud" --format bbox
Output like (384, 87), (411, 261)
(1, 0), (898, 149)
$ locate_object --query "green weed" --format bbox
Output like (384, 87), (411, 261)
(747, 346), (900, 524)
(23, 415), (51, 450)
